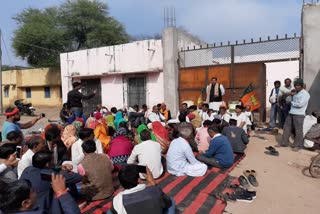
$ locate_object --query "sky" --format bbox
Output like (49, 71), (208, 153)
(0, 0), (303, 66)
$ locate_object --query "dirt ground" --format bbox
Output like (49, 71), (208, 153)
(226, 130), (320, 214)
(1, 107), (320, 213)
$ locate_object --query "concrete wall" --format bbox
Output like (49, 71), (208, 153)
(303, 3), (320, 113)
(17, 68), (61, 87)
(265, 61), (299, 107)
(100, 75), (124, 109)
(162, 28), (208, 116)
(60, 40), (163, 103)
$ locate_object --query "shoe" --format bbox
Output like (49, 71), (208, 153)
(264, 150), (279, 156)
(232, 191), (254, 203)
(243, 170), (251, 177)
(239, 175), (250, 189)
(265, 146), (275, 151)
(247, 174), (259, 187)
(234, 187), (257, 199)
(250, 170), (257, 177)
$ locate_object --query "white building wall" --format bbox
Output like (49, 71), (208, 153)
(265, 61), (299, 107)
(60, 39), (163, 103)
(101, 75), (124, 110)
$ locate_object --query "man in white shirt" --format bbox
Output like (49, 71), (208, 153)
(232, 105), (247, 133)
(71, 128), (103, 166)
(148, 105), (166, 127)
(167, 123), (207, 177)
(127, 129), (163, 179)
(200, 103), (210, 121)
(17, 136), (46, 178)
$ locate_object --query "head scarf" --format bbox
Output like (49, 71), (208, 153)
(72, 121), (82, 136)
(152, 121), (169, 141)
(94, 112), (103, 120)
(105, 115), (115, 129)
(137, 124), (156, 142)
(114, 112), (126, 129)
(75, 118), (84, 127)
(112, 127), (127, 139)
(61, 125), (77, 149)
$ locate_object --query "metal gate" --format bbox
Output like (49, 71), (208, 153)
(81, 78), (102, 114)
(127, 77), (146, 108)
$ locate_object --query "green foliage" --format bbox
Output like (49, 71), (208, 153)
(12, 0), (129, 67)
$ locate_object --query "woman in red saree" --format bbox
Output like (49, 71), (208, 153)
(151, 121), (170, 154)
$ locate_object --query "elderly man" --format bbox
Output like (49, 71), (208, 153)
(278, 79), (310, 151)
(167, 122), (207, 177)
(1, 107), (43, 141)
(205, 77), (225, 111)
(148, 105), (166, 127)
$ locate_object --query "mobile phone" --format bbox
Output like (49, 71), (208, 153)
(40, 172), (52, 181)
(41, 113), (46, 118)
(137, 165), (147, 173)
(16, 146), (22, 159)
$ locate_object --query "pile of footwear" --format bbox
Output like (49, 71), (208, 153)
(226, 170), (258, 203)
(265, 146), (279, 156)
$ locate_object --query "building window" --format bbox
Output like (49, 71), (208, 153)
(60, 86), (62, 98)
(4, 86), (9, 97)
(44, 87), (51, 98)
(26, 87), (31, 98)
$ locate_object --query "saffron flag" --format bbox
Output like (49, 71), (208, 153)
(240, 84), (261, 111)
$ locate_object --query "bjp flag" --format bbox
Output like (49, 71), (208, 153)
(240, 84), (261, 111)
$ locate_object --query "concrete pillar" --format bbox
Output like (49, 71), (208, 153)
(303, 3), (320, 113)
(162, 28), (179, 117)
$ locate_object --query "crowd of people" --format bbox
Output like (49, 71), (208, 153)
(0, 77), (316, 213)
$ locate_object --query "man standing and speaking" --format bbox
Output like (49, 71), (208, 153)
(205, 77), (225, 111)
(67, 82), (96, 118)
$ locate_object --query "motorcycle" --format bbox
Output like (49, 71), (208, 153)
(14, 99), (36, 116)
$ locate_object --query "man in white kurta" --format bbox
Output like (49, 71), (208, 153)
(167, 136), (207, 177)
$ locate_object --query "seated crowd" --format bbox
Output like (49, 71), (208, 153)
(0, 101), (253, 213)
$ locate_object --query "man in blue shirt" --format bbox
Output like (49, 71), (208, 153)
(1, 107), (42, 141)
(196, 126), (234, 168)
(279, 79), (310, 151)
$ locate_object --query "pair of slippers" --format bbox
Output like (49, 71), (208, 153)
(265, 146), (279, 156)
(239, 170), (259, 188)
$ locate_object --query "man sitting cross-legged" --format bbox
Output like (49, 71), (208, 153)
(196, 126), (234, 168)
(127, 129), (163, 179)
(109, 164), (175, 214)
(222, 118), (249, 154)
(77, 140), (114, 200)
(167, 122), (207, 177)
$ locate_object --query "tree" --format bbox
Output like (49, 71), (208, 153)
(12, 8), (66, 67)
(12, 0), (129, 67)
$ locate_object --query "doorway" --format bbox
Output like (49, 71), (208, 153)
(80, 78), (102, 114)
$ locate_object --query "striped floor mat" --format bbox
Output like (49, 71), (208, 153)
(81, 153), (245, 214)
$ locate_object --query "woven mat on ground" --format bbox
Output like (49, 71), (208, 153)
(80, 153), (245, 214)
